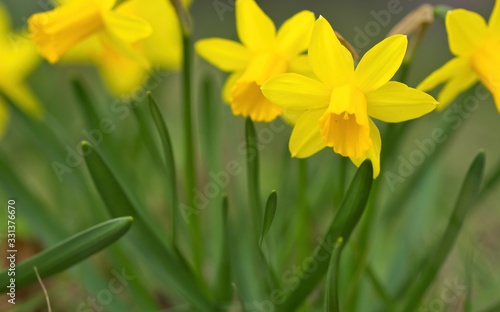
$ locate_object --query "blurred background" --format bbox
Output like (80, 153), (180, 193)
(1, 0), (499, 311)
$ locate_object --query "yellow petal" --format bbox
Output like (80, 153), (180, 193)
(58, 34), (102, 63)
(276, 10), (315, 58)
(446, 9), (488, 56)
(222, 71), (242, 102)
(288, 55), (315, 78)
(0, 100), (8, 138)
(417, 57), (469, 91)
(261, 73), (330, 110)
(29, 0), (105, 63)
(282, 108), (304, 125)
(350, 119), (381, 178)
(308, 16), (354, 86)
(1, 83), (43, 118)
(471, 37), (500, 112)
(354, 35), (407, 93)
(102, 11), (152, 43)
(490, 86), (500, 113)
(238, 52), (288, 85)
(96, 47), (146, 94)
(437, 69), (478, 109)
(116, 0), (183, 69)
(236, 0), (275, 52)
(101, 31), (149, 67)
(0, 34), (39, 82)
(289, 108), (326, 158)
(196, 39), (251, 72)
(230, 80), (282, 122)
(367, 82), (437, 122)
(489, 0), (500, 34)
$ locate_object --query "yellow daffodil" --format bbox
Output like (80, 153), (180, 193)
(0, 5), (41, 138)
(418, 2), (500, 111)
(195, 0), (315, 122)
(28, 0), (152, 64)
(61, 0), (189, 94)
(262, 17), (438, 177)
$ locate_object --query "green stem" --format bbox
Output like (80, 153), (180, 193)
(182, 33), (202, 270)
(345, 178), (379, 310)
(366, 266), (396, 311)
(400, 152), (484, 311)
(245, 118), (262, 237)
(333, 155), (347, 210)
(149, 94), (179, 246)
(324, 238), (344, 312)
(297, 159), (310, 259)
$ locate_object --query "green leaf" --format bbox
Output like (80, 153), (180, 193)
(478, 158), (500, 201)
(333, 155), (347, 210)
(366, 266), (396, 311)
(280, 160), (373, 311)
(0, 151), (65, 243)
(149, 92), (179, 244)
(324, 237), (344, 312)
(0, 217), (133, 291)
(69, 77), (102, 129)
(198, 75), (220, 170)
(464, 255), (473, 312)
(132, 97), (163, 166)
(215, 196), (232, 303)
(259, 190), (278, 248)
(81, 141), (217, 311)
(245, 118), (262, 235)
(181, 32), (202, 271)
(482, 302), (500, 312)
(401, 151), (485, 310)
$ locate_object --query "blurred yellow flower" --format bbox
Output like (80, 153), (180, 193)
(64, 0), (189, 94)
(0, 5), (41, 138)
(196, 0), (315, 122)
(418, 2), (500, 111)
(28, 0), (151, 64)
(30, 0), (190, 94)
(262, 17), (438, 177)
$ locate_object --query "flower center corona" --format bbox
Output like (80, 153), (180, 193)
(319, 85), (371, 158)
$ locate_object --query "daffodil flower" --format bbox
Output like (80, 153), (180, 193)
(63, 0), (188, 94)
(196, 0), (315, 122)
(0, 5), (41, 138)
(262, 17), (438, 177)
(28, 0), (152, 65)
(418, 2), (500, 111)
